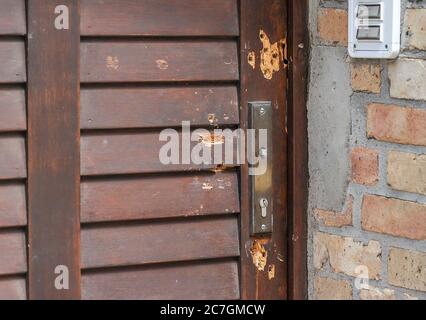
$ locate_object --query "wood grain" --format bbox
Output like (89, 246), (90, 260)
(81, 85), (239, 129)
(288, 0), (309, 300)
(0, 88), (26, 132)
(81, 0), (238, 37)
(81, 41), (239, 83)
(27, 0), (81, 299)
(81, 131), (239, 176)
(0, 135), (26, 180)
(0, 0), (26, 35)
(0, 41), (26, 83)
(82, 260), (239, 300)
(0, 277), (26, 300)
(82, 217), (239, 269)
(0, 230), (27, 276)
(0, 182), (26, 228)
(81, 171), (240, 223)
(239, 0), (288, 300)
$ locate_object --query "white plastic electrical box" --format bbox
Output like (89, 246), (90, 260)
(348, 0), (401, 59)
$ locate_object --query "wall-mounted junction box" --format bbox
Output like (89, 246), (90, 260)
(348, 0), (401, 59)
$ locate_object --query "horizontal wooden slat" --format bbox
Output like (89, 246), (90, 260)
(81, 171), (239, 223)
(0, 88), (26, 132)
(81, 131), (239, 176)
(0, 41), (26, 83)
(82, 217), (239, 269)
(0, 231), (27, 276)
(0, 135), (26, 180)
(81, 0), (239, 37)
(0, 0), (26, 35)
(0, 183), (26, 228)
(81, 41), (239, 83)
(81, 85), (239, 129)
(0, 277), (26, 300)
(82, 260), (239, 300)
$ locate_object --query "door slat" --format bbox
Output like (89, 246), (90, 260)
(0, 135), (26, 180)
(82, 260), (240, 300)
(0, 41), (26, 83)
(81, 0), (239, 37)
(0, 89), (26, 132)
(82, 217), (240, 269)
(81, 85), (239, 129)
(0, 231), (27, 276)
(81, 171), (240, 223)
(0, 183), (26, 228)
(81, 41), (239, 83)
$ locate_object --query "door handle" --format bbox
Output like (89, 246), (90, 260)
(248, 101), (273, 236)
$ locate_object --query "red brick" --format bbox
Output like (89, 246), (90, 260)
(362, 195), (426, 240)
(367, 103), (426, 146)
(351, 147), (379, 186)
(317, 8), (348, 46)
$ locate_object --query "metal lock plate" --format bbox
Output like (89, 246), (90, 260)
(249, 101), (273, 235)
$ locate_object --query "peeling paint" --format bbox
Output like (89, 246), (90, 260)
(156, 59), (169, 70)
(198, 133), (225, 147)
(258, 30), (287, 80)
(250, 240), (268, 271)
(207, 113), (217, 125)
(210, 164), (234, 173)
(202, 183), (213, 191)
(248, 51), (256, 69)
(268, 264), (276, 280)
(277, 253), (285, 263)
(106, 56), (119, 70)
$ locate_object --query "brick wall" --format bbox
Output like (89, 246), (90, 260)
(308, 0), (426, 300)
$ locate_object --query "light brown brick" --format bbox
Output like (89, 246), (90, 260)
(367, 103), (426, 146)
(362, 195), (426, 241)
(317, 8), (348, 46)
(388, 59), (426, 101)
(388, 151), (426, 196)
(314, 232), (381, 279)
(351, 147), (379, 186)
(359, 286), (396, 300)
(315, 196), (353, 228)
(314, 276), (353, 300)
(388, 248), (426, 292)
(403, 9), (426, 50)
(351, 64), (381, 93)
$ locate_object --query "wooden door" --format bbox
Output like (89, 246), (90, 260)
(0, 0), (289, 300)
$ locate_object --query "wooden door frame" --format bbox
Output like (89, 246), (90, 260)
(287, 0), (309, 300)
(24, 0), (308, 300)
(238, 0), (308, 300)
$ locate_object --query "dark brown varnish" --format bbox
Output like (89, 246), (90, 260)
(82, 260), (240, 300)
(27, 0), (81, 299)
(81, 0), (239, 37)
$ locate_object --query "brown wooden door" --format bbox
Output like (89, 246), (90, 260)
(0, 0), (288, 300)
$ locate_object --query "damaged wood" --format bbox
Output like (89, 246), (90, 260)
(240, 0), (288, 300)
(259, 30), (288, 80)
(250, 240), (268, 271)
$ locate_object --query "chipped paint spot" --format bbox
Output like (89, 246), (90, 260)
(277, 253), (285, 263)
(259, 30), (287, 80)
(248, 51), (256, 69)
(202, 183), (213, 191)
(208, 113), (216, 124)
(268, 264), (276, 280)
(250, 240), (268, 271)
(156, 59), (169, 70)
(210, 164), (234, 173)
(198, 133), (224, 147)
(106, 56), (119, 70)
